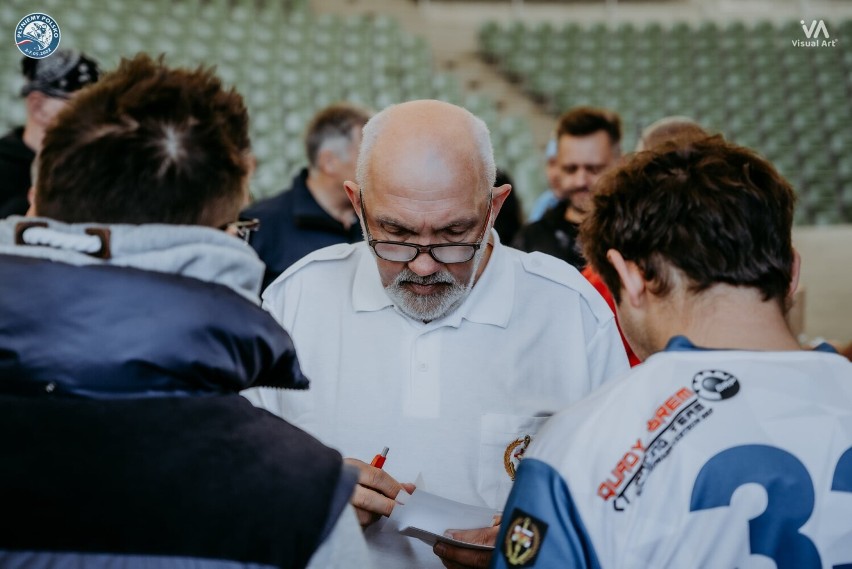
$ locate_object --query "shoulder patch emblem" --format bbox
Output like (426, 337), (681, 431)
(503, 508), (548, 567)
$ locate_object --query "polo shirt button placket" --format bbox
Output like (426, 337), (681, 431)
(403, 331), (441, 418)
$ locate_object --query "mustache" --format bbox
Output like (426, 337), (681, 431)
(393, 269), (455, 287)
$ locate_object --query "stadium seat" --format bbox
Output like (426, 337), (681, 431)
(477, 17), (852, 224)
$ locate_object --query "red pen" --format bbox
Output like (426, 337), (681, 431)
(371, 446), (389, 469)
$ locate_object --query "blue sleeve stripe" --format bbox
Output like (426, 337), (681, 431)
(491, 458), (602, 569)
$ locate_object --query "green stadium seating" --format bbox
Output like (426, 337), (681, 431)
(477, 18), (852, 224)
(1, 1), (542, 207)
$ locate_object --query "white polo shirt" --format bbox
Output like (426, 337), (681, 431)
(243, 234), (628, 568)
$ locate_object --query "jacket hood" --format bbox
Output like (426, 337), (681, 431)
(0, 218), (308, 398)
(0, 216), (264, 304)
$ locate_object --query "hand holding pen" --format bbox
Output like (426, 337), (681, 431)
(343, 446), (416, 529)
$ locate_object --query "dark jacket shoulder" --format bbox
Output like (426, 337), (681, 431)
(512, 200), (586, 270)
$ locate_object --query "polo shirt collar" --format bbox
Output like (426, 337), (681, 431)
(352, 242), (395, 312)
(351, 230), (514, 329)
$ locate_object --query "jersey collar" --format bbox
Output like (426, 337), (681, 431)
(664, 334), (838, 354)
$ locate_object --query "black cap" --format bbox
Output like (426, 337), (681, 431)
(20, 49), (100, 99)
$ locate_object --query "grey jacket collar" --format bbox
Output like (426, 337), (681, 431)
(0, 216), (265, 304)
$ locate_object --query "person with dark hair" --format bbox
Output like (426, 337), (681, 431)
(0, 49), (99, 218)
(491, 136), (852, 568)
(0, 54), (370, 569)
(512, 106), (621, 270)
(582, 115), (711, 367)
(244, 102), (371, 288)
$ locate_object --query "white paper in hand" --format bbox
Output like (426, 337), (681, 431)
(387, 483), (498, 551)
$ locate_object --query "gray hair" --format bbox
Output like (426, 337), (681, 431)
(304, 102), (371, 168)
(355, 101), (497, 193)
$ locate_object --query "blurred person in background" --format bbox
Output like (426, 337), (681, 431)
(0, 49), (99, 218)
(492, 168), (523, 245)
(512, 106), (622, 270)
(526, 137), (560, 222)
(634, 115), (709, 152)
(244, 103), (370, 289)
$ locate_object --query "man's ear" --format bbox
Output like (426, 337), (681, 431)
(606, 249), (645, 308)
(240, 153), (257, 208)
(318, 147), (348, 178)
(26, 186), (37, 217)
(343, 181), (361, 220)
(315, 148), (332, 174)
(788, 247), (802, 300)
(489, 183), (512, 224)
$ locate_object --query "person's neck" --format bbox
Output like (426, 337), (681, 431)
(656, 284), (801, 352)
(22, 121), (44, 152)
(306, 171), (356, 229)
(564, 205), (586, 225)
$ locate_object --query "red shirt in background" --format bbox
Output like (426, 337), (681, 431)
(582, 266), (641, 367)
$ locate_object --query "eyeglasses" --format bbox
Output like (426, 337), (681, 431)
(359, 189), (492, 264)
(220, 218), (260, 243)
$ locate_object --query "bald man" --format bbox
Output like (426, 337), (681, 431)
(243, 100), (628, 568)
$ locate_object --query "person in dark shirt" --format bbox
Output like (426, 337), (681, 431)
(512, 106), (621, 270)
(0, 50), (99, 218)
(244, 103), (371, 288)
(493, 168), (523, 245)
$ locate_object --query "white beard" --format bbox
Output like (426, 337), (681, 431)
(383, 237), (488, 322)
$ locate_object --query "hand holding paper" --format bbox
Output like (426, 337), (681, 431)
(387, 484), (499, 552)
(434, 525), (499, 568)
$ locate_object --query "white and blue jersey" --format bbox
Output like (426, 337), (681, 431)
(493, 337), (852, 569)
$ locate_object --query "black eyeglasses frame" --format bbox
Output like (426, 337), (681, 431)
(358, 189), (492, 265)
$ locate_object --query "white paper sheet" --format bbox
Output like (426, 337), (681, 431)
(387, 485), (499, 551)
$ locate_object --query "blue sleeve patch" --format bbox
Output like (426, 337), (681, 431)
(491, 459), (602, 569)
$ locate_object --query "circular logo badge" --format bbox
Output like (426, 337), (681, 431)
(692, 369), (740, 401)
(15, 13), (61, 59)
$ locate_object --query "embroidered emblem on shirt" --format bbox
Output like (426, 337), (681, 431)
(504, 434), (532, 480)
(503, 508), (548, 567)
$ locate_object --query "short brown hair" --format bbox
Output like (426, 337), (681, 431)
(304, 103), (371, 168)
(36, 54), (251, 226)
(582, 136), (797, 306)
(556, 106), (622, 146)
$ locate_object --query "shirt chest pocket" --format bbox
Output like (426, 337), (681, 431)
(477, 413), (550, 509)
